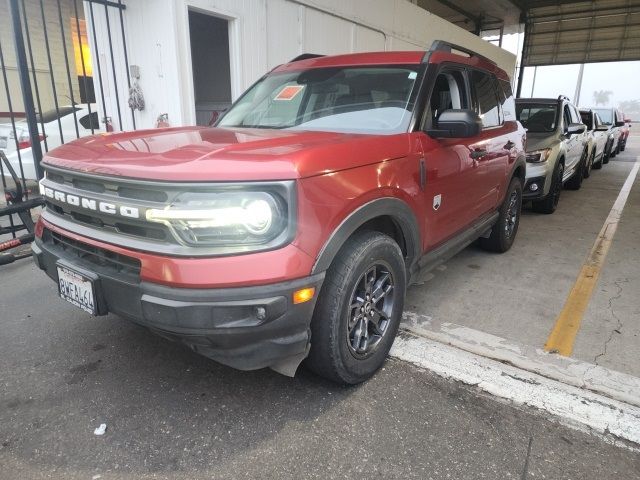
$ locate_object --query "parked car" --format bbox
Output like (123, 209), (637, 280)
(515, 96), (588, 214)
(579, 109), (609, 173)
(591, 107), (625, 160)
(33, 42), (526, 384)
(0, 104), (101, 181)
(618, 114), (631, 152)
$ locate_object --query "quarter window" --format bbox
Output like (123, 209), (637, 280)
(471, 70), (501, 128)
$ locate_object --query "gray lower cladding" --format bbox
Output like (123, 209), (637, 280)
(32, 234), (325, 373)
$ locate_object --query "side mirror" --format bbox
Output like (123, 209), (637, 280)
(615, 120), (625, 127)
(567, 123), (586, 135)
(427, 109), (482, 138)
(595, 124), (609, 132)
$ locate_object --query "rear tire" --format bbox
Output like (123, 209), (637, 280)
(305, 231), (406, 384)
(566, 149), (587, 190)
(593, 153), (603, 170)
(480, 177), (522, 253)
(532, 160), (563, 214)
(603, 141), (611, 164)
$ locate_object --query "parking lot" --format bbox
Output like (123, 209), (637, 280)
(1, 132), (639, 479)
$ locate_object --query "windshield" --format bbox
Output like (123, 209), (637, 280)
(218, 66), (421, 135)
(516, 103), (558, 133)
(592, 108), (612, 125)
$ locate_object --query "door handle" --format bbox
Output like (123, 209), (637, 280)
(504, 140), (515, 150)
(470, 149), (488, 159)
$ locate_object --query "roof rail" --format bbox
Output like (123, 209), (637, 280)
(289, 53), (325, 62)
(423, 40), (496, 65)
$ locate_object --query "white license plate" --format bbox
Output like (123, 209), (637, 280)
(57, 265), (97, 315)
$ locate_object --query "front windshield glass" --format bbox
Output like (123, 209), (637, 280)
(516, 103), (558, 133)
(592, 108), (612, 125)
(218, 66), (421, 135)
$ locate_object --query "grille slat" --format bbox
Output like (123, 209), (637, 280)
(44, 229), (141, 277)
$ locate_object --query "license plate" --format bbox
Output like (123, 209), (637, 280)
(57, 265), (97, 315)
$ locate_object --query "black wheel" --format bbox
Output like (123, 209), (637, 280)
(305, 231), (406, 384)
(532, 160), (563, 214)
(593, 152), (603, 170)
(583, 149), (595, 179)
(566, 149), (587, 190)
(480, 177), (522, 253)
(603, 141), (611, 164)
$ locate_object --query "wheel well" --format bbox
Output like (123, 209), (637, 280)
(353, 215), (407, 257)
(512, 164), (525, 184)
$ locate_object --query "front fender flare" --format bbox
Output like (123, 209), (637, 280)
(311, 197), (421, 275)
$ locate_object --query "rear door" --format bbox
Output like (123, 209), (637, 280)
(416, 65), (488, 248)
(469, 69), (514, 214)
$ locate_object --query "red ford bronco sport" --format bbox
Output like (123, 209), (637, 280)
(33, 41), (526, 384)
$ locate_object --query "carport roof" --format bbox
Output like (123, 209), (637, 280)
(520, 0), (640, 66)
(418, 0), (640, 66)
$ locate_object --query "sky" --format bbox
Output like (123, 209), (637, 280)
(495, 34), (640, 118)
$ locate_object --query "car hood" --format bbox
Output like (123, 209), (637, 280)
(525, 132), (560, 152)
(41, 126), (412, 181)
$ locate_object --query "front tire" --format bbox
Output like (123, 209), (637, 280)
(566, 149), (587, 190)
(583, 149), (595, 179)
(306, 231), (406, 384)
(480, 177), (522, 253)
(532, 160), (563, 214)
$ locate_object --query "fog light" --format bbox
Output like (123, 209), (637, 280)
(529, 183), (539, 192)
(293, 287), (315, 304)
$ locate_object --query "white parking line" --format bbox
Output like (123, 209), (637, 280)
(390, 331), (640, 447)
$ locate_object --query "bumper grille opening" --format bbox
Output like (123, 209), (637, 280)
(43, 228), (141, 277)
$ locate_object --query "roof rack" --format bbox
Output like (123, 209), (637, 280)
(289, 53), (325, 62)
(423, 40), (497, 65)
(558, 95), (571, 102)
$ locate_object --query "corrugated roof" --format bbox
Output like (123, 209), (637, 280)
(522, 0), (640, 65)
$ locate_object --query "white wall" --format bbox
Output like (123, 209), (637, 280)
(88, 0), (516, 130)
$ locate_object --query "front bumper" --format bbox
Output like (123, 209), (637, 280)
(33, 229), (325, 375)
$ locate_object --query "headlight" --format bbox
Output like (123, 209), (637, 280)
(146, 191), (289, 248)
(526, 148), (552, 163)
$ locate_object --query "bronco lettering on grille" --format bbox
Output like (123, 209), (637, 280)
(41, 185), (140, 219)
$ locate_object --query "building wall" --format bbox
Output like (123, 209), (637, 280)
(0, 0), (83, 116)
(89, 0), (516, 131)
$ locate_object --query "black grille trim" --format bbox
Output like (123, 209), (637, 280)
(43, 228), (141, 277)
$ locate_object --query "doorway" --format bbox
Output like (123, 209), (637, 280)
(188, 10), (233, 126)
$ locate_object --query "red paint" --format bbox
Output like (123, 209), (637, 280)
(37, 49), (526, 289)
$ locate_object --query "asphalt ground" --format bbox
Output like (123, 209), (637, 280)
(1, 257), (640, 479)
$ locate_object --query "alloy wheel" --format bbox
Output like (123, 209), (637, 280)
(347, 263), (396, 358)
(504, 189), (520, 238)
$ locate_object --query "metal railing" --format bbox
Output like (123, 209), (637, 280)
(0, 0), (134, 264)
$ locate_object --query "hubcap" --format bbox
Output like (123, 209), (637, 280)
(504, 189), (520, 238)
(347, 264), (395, 358)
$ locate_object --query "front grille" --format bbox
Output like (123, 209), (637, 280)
(43, 228), (141, 278)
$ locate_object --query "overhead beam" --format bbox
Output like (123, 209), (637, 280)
(433, 0), (481, 26)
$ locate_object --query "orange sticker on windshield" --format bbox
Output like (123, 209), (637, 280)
(274, 85), (304, 101)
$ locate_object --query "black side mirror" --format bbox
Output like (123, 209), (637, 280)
(567, 123), (586, 135)
(615, 120), (625, 127)
(427, 109), (482, 138)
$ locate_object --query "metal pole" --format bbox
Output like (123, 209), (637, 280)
(574, 63), (585, 106)
(8, 0), (44, 180)
(530, 66), (537, 97)
(516, 15), (529, 98)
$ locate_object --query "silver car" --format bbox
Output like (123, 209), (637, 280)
(515, 96), (589, 214)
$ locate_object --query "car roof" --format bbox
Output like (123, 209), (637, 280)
(272, 50), (509, 81)
(515, 98), (561, 104)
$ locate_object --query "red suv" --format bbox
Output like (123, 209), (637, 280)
(33, 41), (526, 384)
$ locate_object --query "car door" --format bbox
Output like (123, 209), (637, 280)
(562, 104), (580, 175)
(416, 65), (488, 249)
(469, 69), (514, 215)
